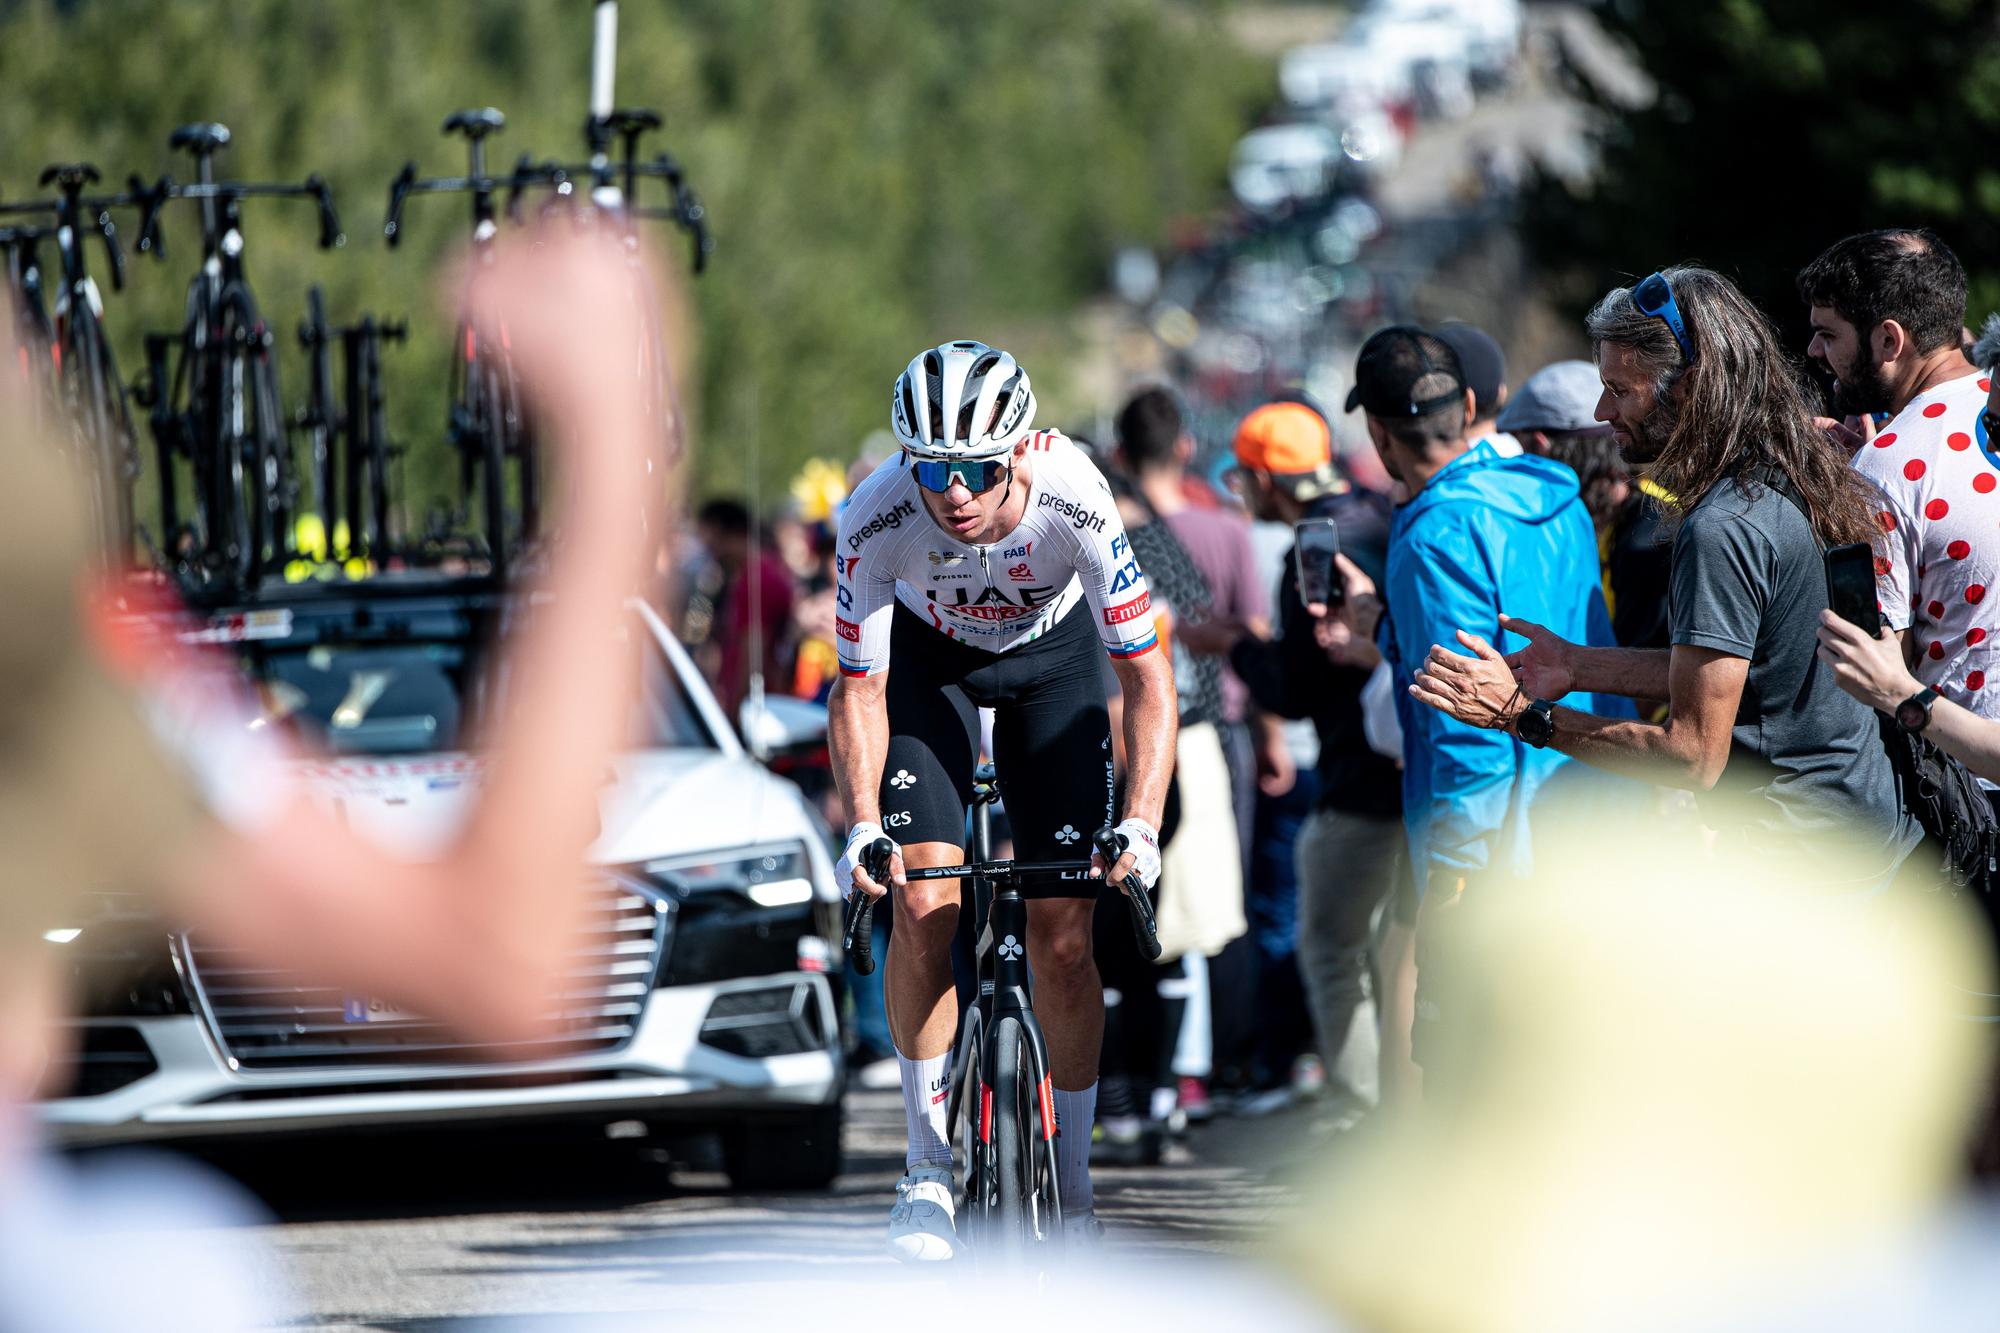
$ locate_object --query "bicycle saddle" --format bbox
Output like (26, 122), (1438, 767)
(37, 162), (100, 190)
(169, 122), (232, 155)
(442, 108), (506, 139)
(603, 108), (662, 135)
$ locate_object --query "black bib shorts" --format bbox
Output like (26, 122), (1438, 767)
(880, 601), (1113, 898)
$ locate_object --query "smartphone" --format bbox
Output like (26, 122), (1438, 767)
(1824, 542), (1880, 632)
(1295, 518), (1342, 608)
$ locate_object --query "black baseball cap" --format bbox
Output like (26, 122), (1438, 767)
(1432, 322), (1505, 419)
(1344, 326), (1468, 418)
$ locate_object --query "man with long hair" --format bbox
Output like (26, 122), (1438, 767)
(1407, 267), (1920, 886)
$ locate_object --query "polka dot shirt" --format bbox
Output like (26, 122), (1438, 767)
(1854, 372), (1998, 709)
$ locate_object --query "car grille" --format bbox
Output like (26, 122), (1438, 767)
(180, 877), (667, 1071)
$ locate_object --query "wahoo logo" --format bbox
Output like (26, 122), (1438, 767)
(1037, 491), (1105, 534)
(835, 617), (861, 642)
(1104, 593), (1151, 625)
(1108, 560), (1144, 593)
(1002, 542), (1033, 560)
(847, 499), (917, 551)
(1008, 562), (1032, 581)
(998, 934), (1024, 960)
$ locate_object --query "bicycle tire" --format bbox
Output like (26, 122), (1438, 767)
(63, 300), (130, 564)
(948, 1005), (986, 1240)
(990, 1015), (1060, 1252)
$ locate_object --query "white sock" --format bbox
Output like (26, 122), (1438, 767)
(899, 1049), (953, 1170)
(1052, 1083), (1097, 1215)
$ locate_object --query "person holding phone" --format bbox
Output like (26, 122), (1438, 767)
(1175, 399), (1412, 1115)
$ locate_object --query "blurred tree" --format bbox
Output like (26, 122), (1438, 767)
(0, 0), (1266, 537)
(1527, 0), (2000, 360)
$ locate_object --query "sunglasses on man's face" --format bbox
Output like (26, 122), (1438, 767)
(1633, 270), (1696, 365)
(911, 457), (1011, 494)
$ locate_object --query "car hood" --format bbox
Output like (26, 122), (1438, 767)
(290, 749), (830, 880)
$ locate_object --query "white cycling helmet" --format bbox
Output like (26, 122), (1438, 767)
(891, 340), (1036, 459)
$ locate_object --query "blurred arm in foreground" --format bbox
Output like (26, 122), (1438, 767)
(0, 225), (678, 1132)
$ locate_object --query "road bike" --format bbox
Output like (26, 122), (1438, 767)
(138, 121), (342, 593)
(0, 164), (165, 564)
(385, 107), (541, 578)
(842, 765), (1160, 1258)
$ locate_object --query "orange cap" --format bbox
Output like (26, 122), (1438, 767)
(1232, 402), (1341, 498)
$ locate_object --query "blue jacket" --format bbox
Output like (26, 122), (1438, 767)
(1383, 442), (1635, 896)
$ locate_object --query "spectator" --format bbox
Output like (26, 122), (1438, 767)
(1114, 386), (1270, 1100)
(1433, 321), (1522, 457)
(1499, 359), (1673, 649)
(695, 498), (796, 720)
(1179, 399), (1409, 1121)
(1339, 326), (1634, 1087)
(1409, 268), (1921, 891)
(1092, 471), (1219, 1162)
(1799, 230), (1992, 720)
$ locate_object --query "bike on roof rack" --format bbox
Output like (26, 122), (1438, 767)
(383, 0), (711, 583)
(133, 121), (343, 594)
(0, 165), (170, 565)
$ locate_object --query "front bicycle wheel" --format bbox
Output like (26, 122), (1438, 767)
(990, 1015), (1062, 1255)
(949, 1006), (986, 1242)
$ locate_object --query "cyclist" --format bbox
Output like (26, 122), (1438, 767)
(831, 341), (1177, 1258)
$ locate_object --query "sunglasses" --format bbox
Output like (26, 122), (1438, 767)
(911, 457), (1011, 494)
(1633, 271), (1695, 365)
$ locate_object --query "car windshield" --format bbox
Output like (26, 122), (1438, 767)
(239, 609), (713, 756)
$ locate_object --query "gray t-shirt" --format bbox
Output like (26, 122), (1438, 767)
(1670, 477), (1918, 881)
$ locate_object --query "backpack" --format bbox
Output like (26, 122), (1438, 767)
(1753, 464), (1998, 896)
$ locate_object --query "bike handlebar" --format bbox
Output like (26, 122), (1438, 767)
(839, 828), (1161, 976)
(143, 175), (345, 250)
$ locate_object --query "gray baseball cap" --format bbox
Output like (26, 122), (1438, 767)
(1494, 360), (1609, 435)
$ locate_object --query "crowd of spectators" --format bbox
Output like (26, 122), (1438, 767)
(675, 224), (2000, 1165)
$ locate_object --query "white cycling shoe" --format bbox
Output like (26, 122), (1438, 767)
(887, 1165), (961, 1262)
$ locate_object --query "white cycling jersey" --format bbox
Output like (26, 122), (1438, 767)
(834, 430), (1158, 676)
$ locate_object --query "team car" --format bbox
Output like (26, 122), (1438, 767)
(38, 574), (848, 1189)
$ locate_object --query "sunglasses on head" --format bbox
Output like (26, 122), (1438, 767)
(1633, 271), (1695, 365)
(911, 456), (1011, 494)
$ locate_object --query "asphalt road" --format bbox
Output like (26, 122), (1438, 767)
(166, 1089), (1331, 1331)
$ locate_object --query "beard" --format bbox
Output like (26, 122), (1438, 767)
(1827, 349), (1893, 418)
(1616, 395), (1676, 467)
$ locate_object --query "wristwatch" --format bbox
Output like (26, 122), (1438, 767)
(1514, 698), (1557, 748)
(1895, 686), (1939, 734)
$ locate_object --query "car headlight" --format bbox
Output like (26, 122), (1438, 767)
(637, 844), (837, 988)
(642, 844), (816, 908)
